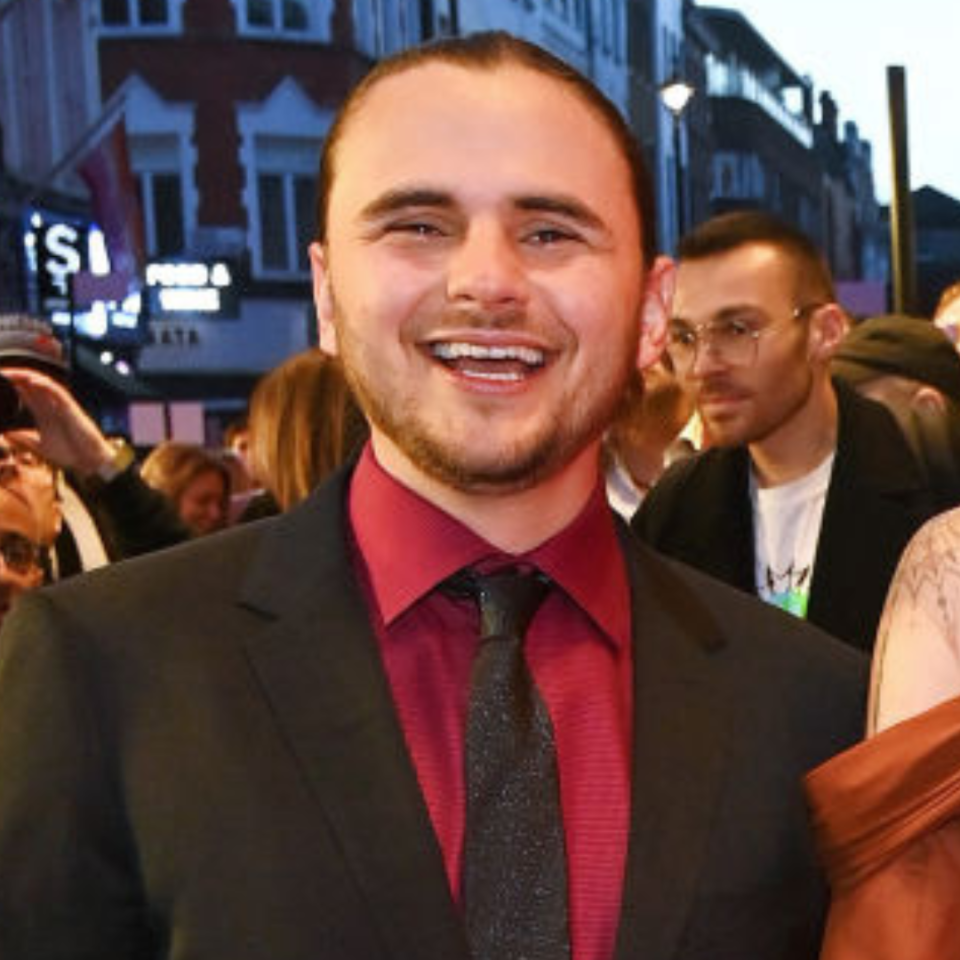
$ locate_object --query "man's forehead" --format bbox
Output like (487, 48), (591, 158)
(337, 60), (612, 159)
(354, 59), (561, 113)
(675, 246), (798, 314)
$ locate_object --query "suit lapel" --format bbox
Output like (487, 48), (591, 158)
(238, 474), (469, 960)
(614, 533), (735, 960)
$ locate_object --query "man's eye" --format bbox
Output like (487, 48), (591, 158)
(668, 326), (696, 347)
(526, 227), (575, 246)
(387, 222), (444, 238)
(719, 319), (755, 340)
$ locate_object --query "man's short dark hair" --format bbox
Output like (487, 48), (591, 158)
(315, 31), (657, 265)
(678, 211), (836, 304)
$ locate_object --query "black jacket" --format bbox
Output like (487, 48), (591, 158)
(0, 467), (865, 960)
(634, 382), (940, 652)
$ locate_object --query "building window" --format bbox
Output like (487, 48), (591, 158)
(239, 0), (325, 35)
(252, 137), (319, 276)
(352, 0), (418, 57)
(257, 172), (313, 273)
(130, 134), (187, 258)
(544, 0), (587, 30)
(247, 0), (308, 31)
(101, 0), (175, 27)
(150, 173), (185, 257)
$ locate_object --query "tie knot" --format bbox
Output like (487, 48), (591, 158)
(448, 568), (550, 640)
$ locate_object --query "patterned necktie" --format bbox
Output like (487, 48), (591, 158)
(449, 567), (571, 960)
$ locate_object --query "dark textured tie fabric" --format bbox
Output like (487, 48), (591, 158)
(450, 567), (572, 960)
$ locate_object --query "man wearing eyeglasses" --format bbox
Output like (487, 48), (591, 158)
(635, 210), (939, 652)
(0, 431), (60, 550)
(0, 485), (46, 628)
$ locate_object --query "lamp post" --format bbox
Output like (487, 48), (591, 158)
(659, 76), (695, 247)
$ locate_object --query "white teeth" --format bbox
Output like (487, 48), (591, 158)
(463, 370), (524, 382)
(431, 342), (544, 365)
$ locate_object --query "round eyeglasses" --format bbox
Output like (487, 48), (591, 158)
(666, 303), (825, 374)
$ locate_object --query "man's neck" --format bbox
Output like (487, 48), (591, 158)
(370, 436), (601, 554)
(749, 379), (839, 488)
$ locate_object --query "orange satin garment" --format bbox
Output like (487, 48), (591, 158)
(806, 695), (960, 960)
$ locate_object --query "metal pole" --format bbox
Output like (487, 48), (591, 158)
(673, 115), (685, 244)
(887, 66), (917, 314)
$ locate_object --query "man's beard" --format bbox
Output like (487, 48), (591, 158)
(332, 303), (640, 496)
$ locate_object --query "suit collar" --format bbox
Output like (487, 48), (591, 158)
(239, 471), (470, 960)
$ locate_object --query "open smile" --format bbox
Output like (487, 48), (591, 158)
(427, 340), (548, 383)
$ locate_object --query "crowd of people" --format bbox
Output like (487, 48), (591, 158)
(0, 28), (957, 960)
(0, 315), (367, 630)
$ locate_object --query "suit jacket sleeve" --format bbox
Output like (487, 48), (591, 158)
(0, 592), (154, 959)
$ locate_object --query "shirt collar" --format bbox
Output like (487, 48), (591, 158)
(348, 444), (630, 649)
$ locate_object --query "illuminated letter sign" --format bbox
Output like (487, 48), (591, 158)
(36, 223), (87, 311)
(146, 260), (237, 317)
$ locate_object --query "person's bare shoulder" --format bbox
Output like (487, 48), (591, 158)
(870, 507), (960, 732)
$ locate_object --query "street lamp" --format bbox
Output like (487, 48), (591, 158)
(659, 76), (695, 245)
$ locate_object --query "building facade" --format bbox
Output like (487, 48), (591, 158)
(2, 0), (897, 432)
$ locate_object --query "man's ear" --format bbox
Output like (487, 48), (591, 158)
(809, 303), (848, 362)
(637, 256), (675, 371)
(310, 242), (339, 356)
(911, 384), (947, 415)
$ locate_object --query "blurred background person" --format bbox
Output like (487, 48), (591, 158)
(603, 361), (696, 520)
(806, 507), (960, 960)
(635, 211), (937, 652)
(933, 279), (960, 347)
(0, 428), (61, 551)
(220, 413), (257, 521)
(0, 464), (47, 627)
(242, 349), (367, 518)
(0, 313), (189, 574)
(141, 441), (230, 537)
(832, 313), (960, 509)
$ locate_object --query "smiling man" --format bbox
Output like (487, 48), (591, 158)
(636, 211), (940, 652)
(0, 35), (864, 960)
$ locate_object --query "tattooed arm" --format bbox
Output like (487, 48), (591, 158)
(869, 508), (960, 734)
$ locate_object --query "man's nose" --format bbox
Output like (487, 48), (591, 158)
(688, 334), (727, 378)
(445, 221), (529, 312)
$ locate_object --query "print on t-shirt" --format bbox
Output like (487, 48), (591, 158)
(751, 454), (835, 619)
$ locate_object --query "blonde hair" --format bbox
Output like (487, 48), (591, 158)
(247, 350), (367, 510)
(141, 442), (229, 510)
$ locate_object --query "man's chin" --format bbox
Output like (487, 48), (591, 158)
(699, 414), (749, 449)
(397, 431), (578, 496)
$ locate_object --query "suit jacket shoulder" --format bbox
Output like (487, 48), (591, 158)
(0, 470), (470, 960)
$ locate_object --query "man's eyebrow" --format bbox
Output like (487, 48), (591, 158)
(358, 188), (454, 221)
(513, 195), (607, 232)
(670, 304), (768, 325)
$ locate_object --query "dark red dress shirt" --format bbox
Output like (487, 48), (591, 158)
(348, 445), (633, 960)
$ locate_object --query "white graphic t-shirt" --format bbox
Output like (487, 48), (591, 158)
(750, 453), (835, 619)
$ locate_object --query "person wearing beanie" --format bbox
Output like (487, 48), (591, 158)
(832, 314), (960, 510)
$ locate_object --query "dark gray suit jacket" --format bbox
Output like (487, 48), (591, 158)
(635, 382), (939, 652)
(0, 469), (865, 960)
